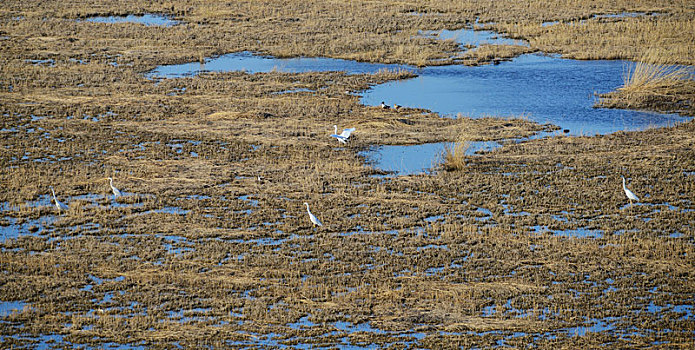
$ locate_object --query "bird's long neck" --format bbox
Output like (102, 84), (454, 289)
(334, 125), (338, 134)
(51, 188), (56, 199)
(622, 177), (626, 189)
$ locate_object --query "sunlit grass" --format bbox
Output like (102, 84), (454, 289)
(597, 49), (694, 115)
(441, 123), (470, 172)
(441, 140), (469, 171)
(620, 50), (693, 93)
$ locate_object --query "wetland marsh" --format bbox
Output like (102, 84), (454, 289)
(1, 0), (694, 348)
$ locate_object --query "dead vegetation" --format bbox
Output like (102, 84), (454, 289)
(597, 50), (695, 115)
(0, 0), (693, 348)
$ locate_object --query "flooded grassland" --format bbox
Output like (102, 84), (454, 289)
(1, 0), (694, 348)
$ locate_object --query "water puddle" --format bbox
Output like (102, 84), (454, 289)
(272, 88), (315, 95)
(475, 207), (494, 221)
(0, 334), (68, 349)
(83, 14), (180, 26)
(25, 59), (55, 66)
(565, 317), (617, 337)
(148, 51), (410, 79)
(148, 207), (190, 215)
(238, 195), (259, 207)
(594, 12), (657, 19)
(117, 206), (189, 222)
(81, 274), (106, 292)
(287, 315), (316, 329)
(0, 301), (28, 316)
(645, 302), (693, 319)
(167, 307), (213, 323)
(158, 235), (195, 255)
(362, 54), (689, 136)
(422, 28), (528, 47)
(0, 216), (56, 242)
(531, 225), (604, 238)
(542, 12), (661, 27)
(361, 140), (503, 176)
(151, 51), (687, 137)
(338, 228), (399, 237)
(361, 143), (443, 176)
(144, 39), (691, 180)
(334, 320), (386, 334)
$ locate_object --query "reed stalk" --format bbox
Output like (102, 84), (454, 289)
(620, 50), (693, 93)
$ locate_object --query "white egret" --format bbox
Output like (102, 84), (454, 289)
(50, 187), (69, 212)
(303, 202), (322, 227)
(380, 101), (390, 109)
(330, 125), (356, 144)
(107, 177), (122, 198)
(622, 176), (639, 207)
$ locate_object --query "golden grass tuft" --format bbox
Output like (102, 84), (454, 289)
(620, 50), (693, 93)
(597, 49), (695, 115)
(441, 132), (470, 171)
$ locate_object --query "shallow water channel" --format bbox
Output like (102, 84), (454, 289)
(83, 14), (180, 26)
(148, 38), (688, 176)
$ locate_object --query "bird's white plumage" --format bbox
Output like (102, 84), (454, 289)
(339, 127), (355, 138)
(330, 125), (356, 144)
(304, 202), (322, 226)
(50, 187), (69, 211)
(622, 176), (639, 204)
(330, 135), (348, 144)
(108, 177), (122, 197)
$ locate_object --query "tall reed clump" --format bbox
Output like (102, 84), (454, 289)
(620, 50), (693, 93)
(442, 138), (469, 171)
(596, 49), (695, 114)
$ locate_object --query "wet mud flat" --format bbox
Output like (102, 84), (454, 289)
(1, 2), (694, 348)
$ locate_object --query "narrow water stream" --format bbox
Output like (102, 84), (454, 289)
(83, 14), (180, 26)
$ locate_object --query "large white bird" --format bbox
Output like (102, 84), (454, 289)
(50, 187), (69, 212)
(303, 202), (322, 227)
(622, 176), (639, 207)
(107, 177), (122, 198)
(330, 125), (356, 144)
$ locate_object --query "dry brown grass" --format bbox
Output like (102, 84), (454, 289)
(494, 15), (695, 65)
(621, 51), (693, 92)
(597, 50), (695, 115)
(0, 0), (694, 348)
(441, 121), (471, 171)
(441, 141), (469, 171)
(2, 0), (691, 70)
